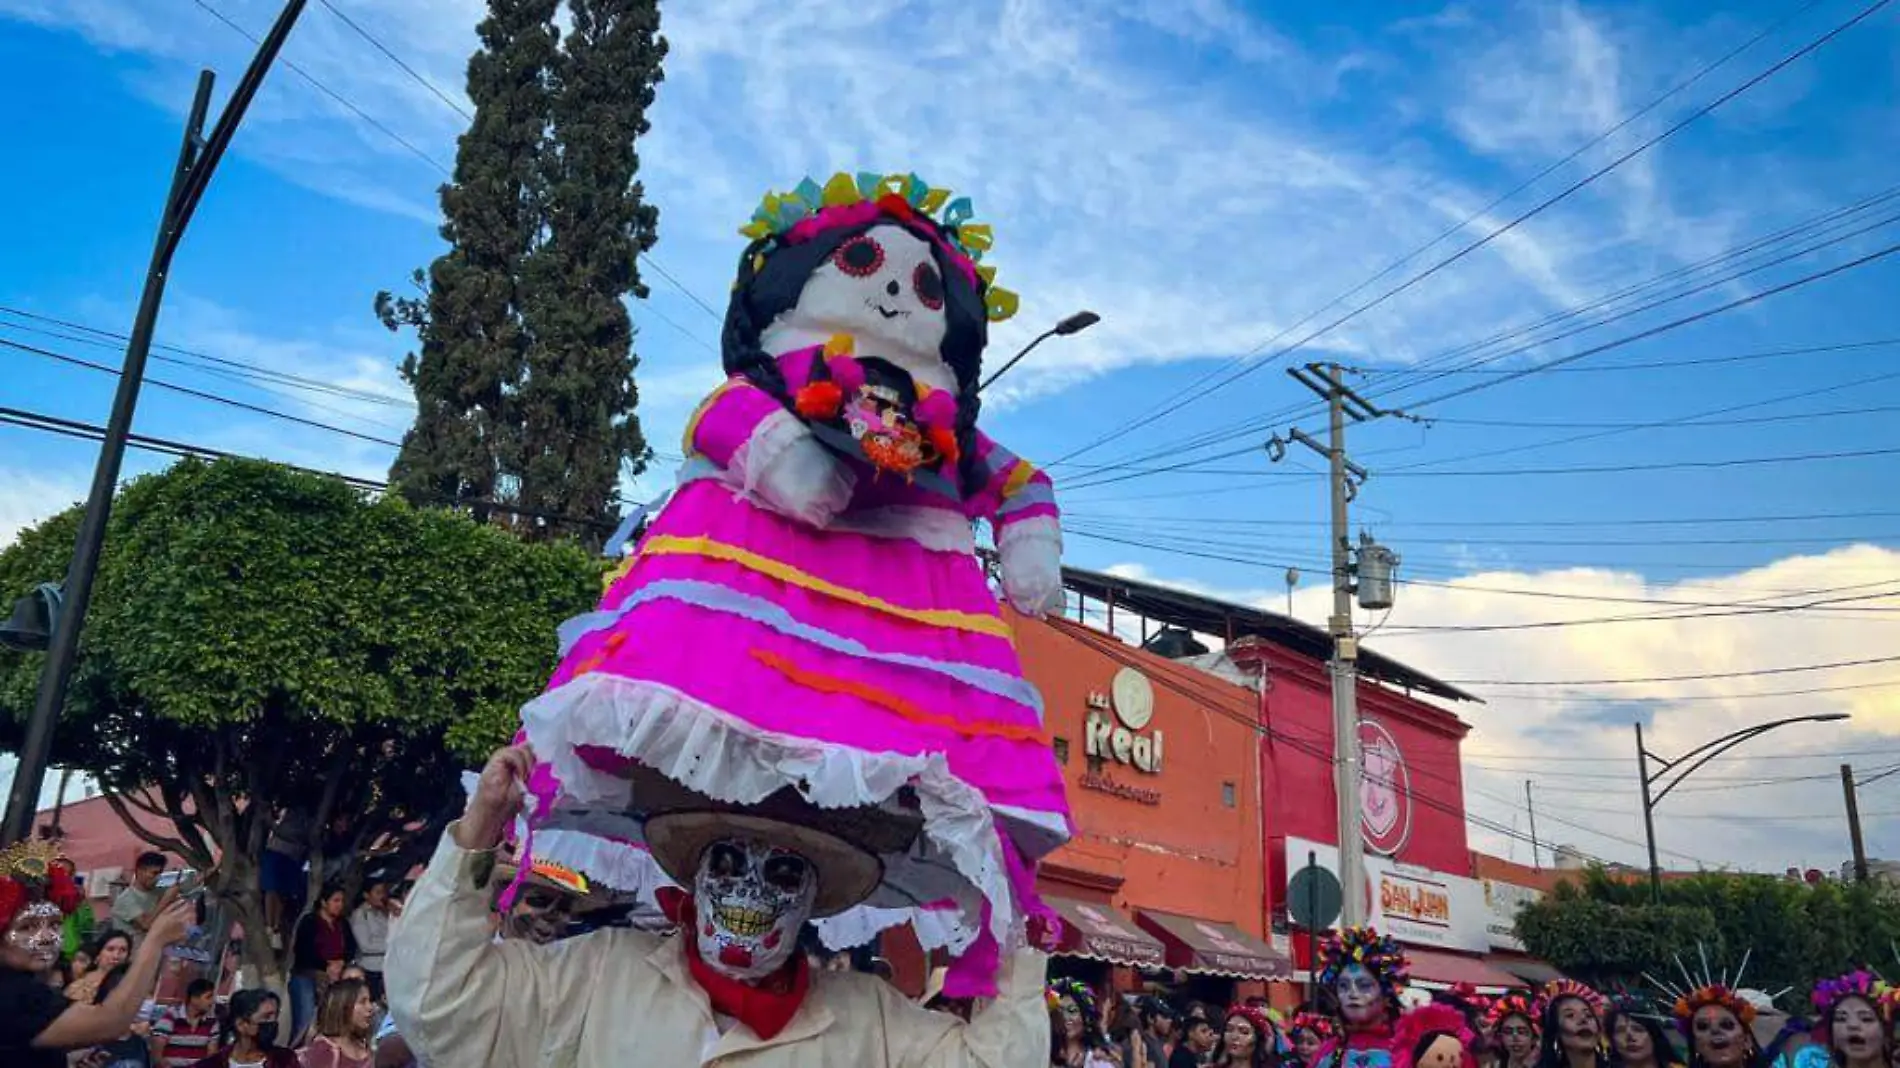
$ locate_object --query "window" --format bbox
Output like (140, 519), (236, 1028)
(1222, 781), (1237, 808)
(1052, 737), (1069, 764)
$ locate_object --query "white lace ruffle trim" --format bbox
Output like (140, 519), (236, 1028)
(519, 671), (1018, 957)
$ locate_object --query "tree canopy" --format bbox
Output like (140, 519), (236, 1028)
(0, 458), (597, 982)
(1515, 866), (1900, 1002)
(380, 0), (667, 545)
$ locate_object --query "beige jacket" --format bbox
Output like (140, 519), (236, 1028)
(385, 826), (1049, 1067)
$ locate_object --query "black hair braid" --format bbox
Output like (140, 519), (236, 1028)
(722, 237), (789, 401)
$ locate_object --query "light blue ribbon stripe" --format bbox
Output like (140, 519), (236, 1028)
(555, 578), (1045, 720)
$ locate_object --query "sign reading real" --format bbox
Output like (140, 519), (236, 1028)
(1085, 667), (1164, 774)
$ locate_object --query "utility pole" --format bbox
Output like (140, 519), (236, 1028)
(1266, 363), (1413, 928)
(1525, 780), (1542, 871)
(0, 0), (307, 846)
(1842, 763), (1868, 882)
(1636, 722), (1664, 903)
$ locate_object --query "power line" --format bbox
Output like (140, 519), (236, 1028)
(1046, 0), (1842, 469)
(1066, 175), (1900, 482)
(1466, 746), (1900, 767)
(312, 0), (471, 120)
(1370, 337), (1900, 378)
(1443, 654), (1900, 688)
(1376, 444), (1900, 479)
(2, 337), (403, 448)
(0, 305), (412, 409)
(1066, 507), (1900, 530)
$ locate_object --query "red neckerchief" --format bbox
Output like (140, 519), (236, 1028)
(662, 890), (812, 1040)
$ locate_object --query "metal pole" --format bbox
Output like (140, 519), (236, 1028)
(1305, 848), (1319, 1008)
(1326, 363), (1366, 928)
(0, 0), (307, 846)
(1842, 764), (1869, 882)
(1525, 780), (1541, 871)
(1636, 722), (1662, 904)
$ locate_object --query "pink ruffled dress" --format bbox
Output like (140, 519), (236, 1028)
(518, 343), (1071, 991)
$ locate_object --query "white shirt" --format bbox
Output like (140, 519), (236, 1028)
(350, 905), (392, 970)
(384, 825), (1048, 1068)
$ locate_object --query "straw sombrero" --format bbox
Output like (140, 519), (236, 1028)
(632, 764), (922, 918)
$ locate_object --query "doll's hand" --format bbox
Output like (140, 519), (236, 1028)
(998, 518), (1063, 616)
(750, 427), (856, 528)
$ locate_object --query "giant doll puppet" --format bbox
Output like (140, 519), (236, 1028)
(1313, 926), (1413, 1068)
(386, 171), (1074, 1067)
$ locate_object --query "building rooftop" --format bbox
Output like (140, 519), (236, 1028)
(1059, 563), (1480, 705)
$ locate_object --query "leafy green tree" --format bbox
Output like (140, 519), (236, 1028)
(0, 459), (596, 991)
(516, 0), (667, 542)
(379, 0), (560, 520)
(1516, 867), (1900, 1002)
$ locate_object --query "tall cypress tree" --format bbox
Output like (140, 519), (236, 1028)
(378, 0), (560, 519)
(515, 0), (667, 541)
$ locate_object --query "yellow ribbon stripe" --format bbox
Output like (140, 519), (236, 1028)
(641, 535), (1013, 639)
(1001, 459), (1040, 499)
(679, 379), (741, 456)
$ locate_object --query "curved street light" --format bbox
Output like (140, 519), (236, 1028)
(1636, 712), (1850, 900)
(977, 310), (1100, 393)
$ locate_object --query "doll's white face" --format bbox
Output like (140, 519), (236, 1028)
(761, 223), (955, 394)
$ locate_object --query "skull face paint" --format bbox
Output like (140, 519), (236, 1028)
(1692, 1005), (1750, 1068)
(693, 837), (818, 983)
(5, 901), (64, 971)
(1336, 963), (1386, 1027)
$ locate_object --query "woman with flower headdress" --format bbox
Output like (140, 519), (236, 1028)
(1537, 980), (1608, 1068)
(1674, 986), (1762, 1068)
(1049, 979), (1121, 1068)
(1486, 994), (1541, 1068)
(1784, 971), (1892, 1068)
(1606, 996), (1684, 1068)
(1215, 1004), (1284, 1068)
(1313, 927), (1411, 1068)
(1292, 1013), (1342, 1067)
(1, 841), (195, 1068)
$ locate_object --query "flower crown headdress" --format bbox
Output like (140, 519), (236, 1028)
(1671, 986), (1757, 1037)
(1811, 970), (1889, 1043)
(1318, 925), (1412, 993)
(1227, 1004), (1288, 1054)
(0, 838), (83, 929)
(1538, 979), (1606, 1019)
(1046, 977), (1098, 1018)
(738, 171), (1020, 323)
(1486, 993), (1541, 1033)
(1290, 1012), (1339, 1040)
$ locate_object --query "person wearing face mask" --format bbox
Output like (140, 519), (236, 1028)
(1, 840), (195, 1068)
(1785, 972), (1892, 1068)
(193, 989), (297, 1068)
(1605, 997), (1683, 1068)
(1486, 995), (1541, 1068)
(1537, 980), (1608, 1068)
(1673, 986), (1762, 1068)
(385, 745), (1052, 1067)
(1311, 927), (1411, 1068)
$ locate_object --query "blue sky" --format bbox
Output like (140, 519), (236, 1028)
(2, 0), (1898, 873)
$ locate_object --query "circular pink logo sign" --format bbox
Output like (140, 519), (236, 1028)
(1358, 719), (1412, 856)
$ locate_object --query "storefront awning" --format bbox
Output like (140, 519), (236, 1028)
(1137, 910), (1293, 979)
(1486, 954), (1562, 988)
(1044, 895), (1167, 969)
(1405, 947), (1525, 992)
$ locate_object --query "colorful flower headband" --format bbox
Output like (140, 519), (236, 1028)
(1046, 978), (1097, 1018)
(1228, 1005), (1286, 1052)
(1486, 994), (1541, 1032)
(1811, 970), (1889, 1043)
(1671, 985), (1756, 1037)
(1318, 925), (1412, 993)
(738, 171), (1020, 323)
(1290, 1012), (1339, 1040)
(1539, 978), (1606, 1019)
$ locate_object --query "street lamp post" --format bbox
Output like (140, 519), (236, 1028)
(1635, 712), (1849, 901)
(977, 310), (1100, 392)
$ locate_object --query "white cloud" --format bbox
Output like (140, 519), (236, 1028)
(7, 0), (1830, 414)
(0, 466), (87, 551)
(1088, 546), (1900, 872)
